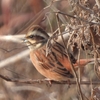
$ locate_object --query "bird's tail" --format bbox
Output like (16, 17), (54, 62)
(74, 58), (100, 68)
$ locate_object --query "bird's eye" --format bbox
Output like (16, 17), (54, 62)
(29, 35), (34, 38)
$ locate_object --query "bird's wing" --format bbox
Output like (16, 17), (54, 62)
(40, 41), (74, 78)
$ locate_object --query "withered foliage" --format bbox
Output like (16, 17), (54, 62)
(0, 0), (100, 100)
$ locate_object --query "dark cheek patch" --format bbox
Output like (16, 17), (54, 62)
(28, 36), (44, 41)
(36, 36), (44, 40)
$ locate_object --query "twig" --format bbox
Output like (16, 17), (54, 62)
(0, 74), (100, 85)
(56, 11), (100, 25)
(76, 1), (94, 14)
(45, 13), (53, 33)
(44, 0), (67, 24)
(15, 8), (49, 35)
(95, 0), (100, 8)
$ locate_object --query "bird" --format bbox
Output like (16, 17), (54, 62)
(24, 25), (99, 81)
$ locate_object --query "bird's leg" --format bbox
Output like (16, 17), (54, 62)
(67, 79), (71, 88)
(44, 78), (53, 86)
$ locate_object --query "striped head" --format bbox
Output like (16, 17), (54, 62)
(25, 25), (49, 51)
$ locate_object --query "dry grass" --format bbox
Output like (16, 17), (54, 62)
(0, 0), (100, 100)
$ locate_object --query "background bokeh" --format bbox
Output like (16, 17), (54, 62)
(0, 0), (100, 100)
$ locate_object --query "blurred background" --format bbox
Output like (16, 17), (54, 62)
(0, 0), (100, 100)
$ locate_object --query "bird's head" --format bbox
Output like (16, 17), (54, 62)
(25, 25), (49, 51)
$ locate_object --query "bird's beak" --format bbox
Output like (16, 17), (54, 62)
(22, 38), (28, 43)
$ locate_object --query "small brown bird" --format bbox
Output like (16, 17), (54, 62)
(25, 25), (99, 81)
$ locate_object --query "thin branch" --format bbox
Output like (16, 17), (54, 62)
(76, 1), (94, 14)
(56, 11), (100, 25)
(95, 0), (100, 8)
(0, 74), (100, 85)
(44, 0), (67, 24)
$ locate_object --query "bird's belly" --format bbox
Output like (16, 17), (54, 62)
(35, 65), (66, 81)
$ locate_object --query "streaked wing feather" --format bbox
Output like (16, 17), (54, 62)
(42, 42), (74, 78)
